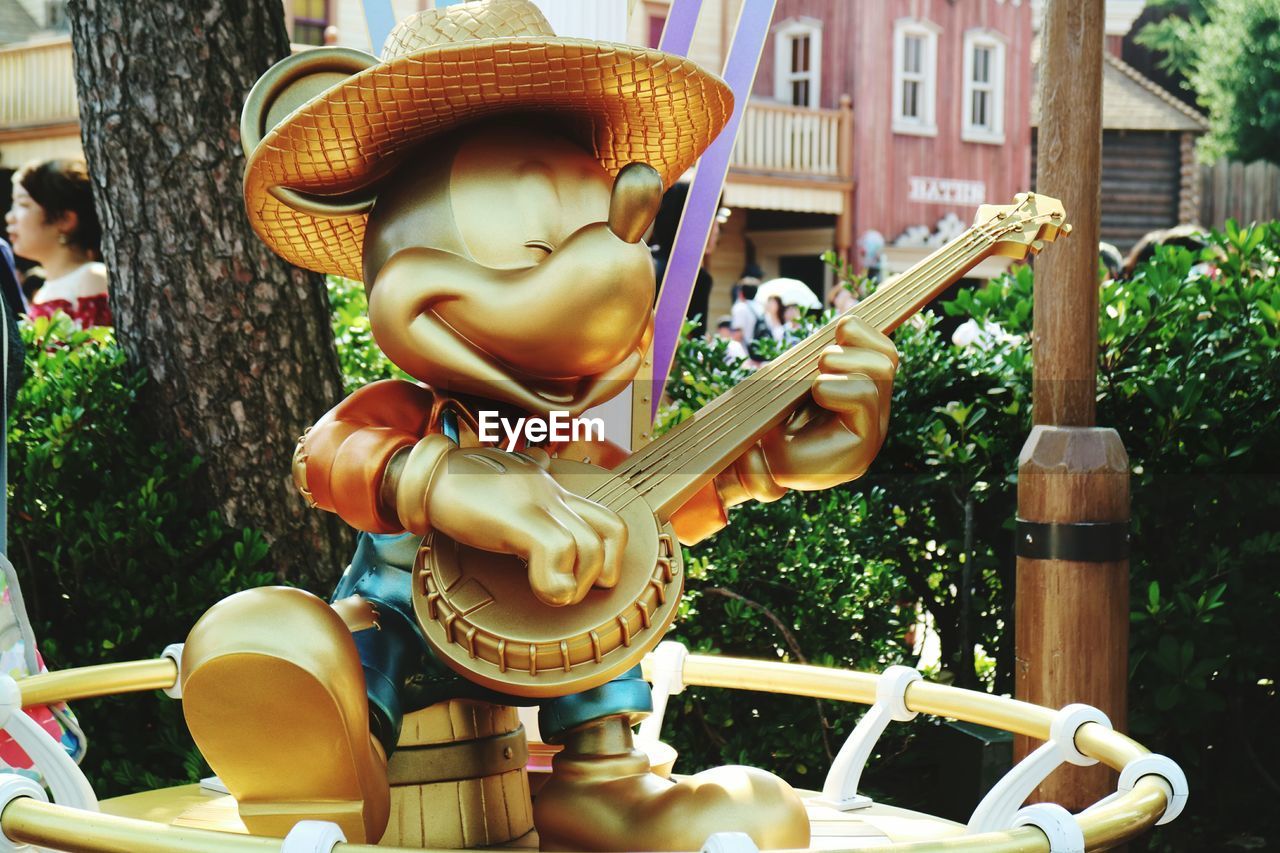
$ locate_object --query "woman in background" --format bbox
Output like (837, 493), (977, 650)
(4, 159), (109, 328)
(763, 295), (785, 342)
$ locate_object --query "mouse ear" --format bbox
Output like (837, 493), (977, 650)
(241, 47), (380, 218)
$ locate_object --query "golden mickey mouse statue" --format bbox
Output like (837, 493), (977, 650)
(180, 1), (897, 850)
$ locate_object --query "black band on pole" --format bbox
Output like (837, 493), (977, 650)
(1016, 519), (1130, 562)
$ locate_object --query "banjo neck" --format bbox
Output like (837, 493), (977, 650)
(584, 193), (1071, 520)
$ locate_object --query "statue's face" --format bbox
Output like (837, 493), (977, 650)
(364, 121), (655, 417)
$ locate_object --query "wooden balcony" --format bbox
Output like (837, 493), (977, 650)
(726, 97), (853, 217)
(0, 36), (78, 135)
(731, 97), (852, 182)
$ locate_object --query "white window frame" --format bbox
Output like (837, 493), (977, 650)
(892, 18), (940, 137)
(773, 17), (823, 109)
(962, 29), (1007, 144)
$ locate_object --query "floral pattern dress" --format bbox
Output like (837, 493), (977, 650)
(27, 294), (112, 329)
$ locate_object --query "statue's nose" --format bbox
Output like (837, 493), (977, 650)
(608, 162), (663, 244)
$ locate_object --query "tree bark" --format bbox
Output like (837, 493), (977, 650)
(67, 0), (352, 584)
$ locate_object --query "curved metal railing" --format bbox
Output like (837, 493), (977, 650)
(0, 648), (1185, 853)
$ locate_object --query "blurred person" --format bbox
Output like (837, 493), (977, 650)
(0, 239), (26, 322)
(730, 279), (764, 346)
(16, 268), (42, 306)
(5, 160), (109, 328)
(715, 316), (749, 364)
(829, 283), (858, 315)
(859, 229), (885, 280)
(649, 183), (728, 339)
(781, 302), (806, 346)
(0, 240), (25, 404)
(1122, 225), (1208, 279)
(763, 294), (785, 342)
(1099, 241), (1123, 281)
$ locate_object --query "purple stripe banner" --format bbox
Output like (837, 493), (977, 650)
(650, 0), (777, 419)
(658, 0), (703, 57)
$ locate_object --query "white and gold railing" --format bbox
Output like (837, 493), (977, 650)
(731, 97), (852, 180)
(0, 36), (78, 131)
(0, 642), (1186, 853)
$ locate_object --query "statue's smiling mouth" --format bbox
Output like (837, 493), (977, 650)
(419, 307), (589, 406)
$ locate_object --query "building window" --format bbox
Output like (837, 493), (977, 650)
(962, 30), (1006, 144)
(892, 18), (939, 136)
(45, 0), (71, 31)
(773, 18), (822, 109)
(647, 14), (666, 49)
(290, 0), (330, 47)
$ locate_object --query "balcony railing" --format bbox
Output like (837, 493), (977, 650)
(0, 36), (78, 131)
(731, 96), (852, 181)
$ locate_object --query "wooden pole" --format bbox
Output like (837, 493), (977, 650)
(1015, 0), (1129, 810)
(835, 94), (855, 264)
(1033, 0), (1103, 427)
(1015, 427), (1129, 807)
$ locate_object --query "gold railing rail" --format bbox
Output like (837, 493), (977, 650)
(0, 36), (78, 130)
(731, 97), (853, 180)
(0, 653), (1174, 853)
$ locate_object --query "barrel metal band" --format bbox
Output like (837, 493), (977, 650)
(386, 726), (528, 785)
(1016, 519), (1130, 562)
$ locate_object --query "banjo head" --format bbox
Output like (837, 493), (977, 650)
(412, 458), (684, 699)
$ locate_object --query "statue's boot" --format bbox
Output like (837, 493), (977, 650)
(181, 587), (390, 843)
(534, 715), (810, 851)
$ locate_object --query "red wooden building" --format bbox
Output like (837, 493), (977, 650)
(672, 0), (1038, 319)
(748, 0), (1035, 286)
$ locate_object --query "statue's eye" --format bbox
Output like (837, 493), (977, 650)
(524, 239), (553, 255)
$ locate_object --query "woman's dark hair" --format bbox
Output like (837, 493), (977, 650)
(15, 159), (101, 256)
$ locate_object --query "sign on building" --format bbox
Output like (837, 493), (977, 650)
(908, 176), (987, 206)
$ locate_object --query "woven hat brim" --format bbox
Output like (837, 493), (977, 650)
(245, 37), (734, 282)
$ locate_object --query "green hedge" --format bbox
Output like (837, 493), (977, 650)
(8, 316), (273, 794)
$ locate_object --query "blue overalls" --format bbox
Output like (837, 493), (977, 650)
(330, 410), (652, 756)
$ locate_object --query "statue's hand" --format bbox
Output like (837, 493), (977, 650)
(734, 316), (897, 499)
(419, 447), (627, 607)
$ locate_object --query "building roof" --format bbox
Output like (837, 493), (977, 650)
(0, 0), (39, 46)
(1033, 52), (1209, 133)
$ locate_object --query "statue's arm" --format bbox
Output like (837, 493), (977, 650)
(293, 379), (439, 533)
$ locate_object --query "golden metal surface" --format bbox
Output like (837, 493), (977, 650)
(607, 163), (664, 244)
(905, 681), (1055, 741)
(17, 658), (176, 707)
(386, 702), (533, 848)
(414, 458), (683, 699)
(363, 124), (656, 418)
(180, 588), (390, 843)
(385, 728), (528, 784)
(241, 0), (733, 281)
(239, 47), (380, 220)
(535, 716), (810, 851)
(2, 799), (284, 853)
(667, 655), (879, 706)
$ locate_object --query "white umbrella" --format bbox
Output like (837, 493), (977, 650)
(753, 277), (822, 310)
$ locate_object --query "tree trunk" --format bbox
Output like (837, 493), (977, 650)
(67, 0), (352, 584)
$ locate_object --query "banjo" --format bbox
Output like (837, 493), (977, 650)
(412, 193), (1070, 698)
